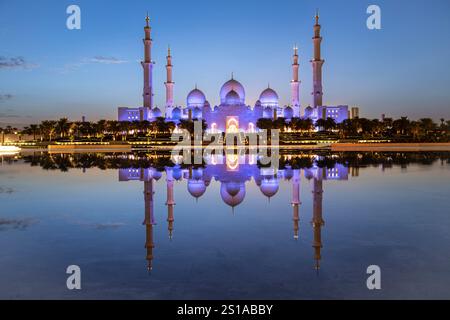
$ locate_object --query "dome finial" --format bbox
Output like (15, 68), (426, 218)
(167, 45), (171, 56)
(145, 12), (150, 27)
(315, 9), (319, 24)
(231, 72), (234, 80)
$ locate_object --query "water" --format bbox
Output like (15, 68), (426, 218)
(0, 152), (449, 299)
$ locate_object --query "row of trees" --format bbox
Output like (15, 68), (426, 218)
(258, 117), (450, 141)
(2, 116), (449, 142)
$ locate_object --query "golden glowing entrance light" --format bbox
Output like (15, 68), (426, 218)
(226, 117), (239, 134)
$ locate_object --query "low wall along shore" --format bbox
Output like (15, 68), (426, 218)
(48, 144), (132, 153)
(331, 143), (450, 152)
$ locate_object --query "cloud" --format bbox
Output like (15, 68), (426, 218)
(0, 112), (31, 119)
(59, 56), (128, 73)
(0, 187), (14, 194)
(0, 218), (37, 231)
(0, 94), (13, 102)
(91, 222), (126, 230)
(89, 56), (128, 64)
(0, 56), (38, 70)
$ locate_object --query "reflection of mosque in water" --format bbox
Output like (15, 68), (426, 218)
(119, 155), (349, 271)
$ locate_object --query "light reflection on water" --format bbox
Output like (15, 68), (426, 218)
(0, 152), (449, 299)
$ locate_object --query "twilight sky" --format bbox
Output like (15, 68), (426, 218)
(0, 0), (449, 126)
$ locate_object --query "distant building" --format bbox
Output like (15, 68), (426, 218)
(118, 12), (350, 130)
(350, 107), (360, 119)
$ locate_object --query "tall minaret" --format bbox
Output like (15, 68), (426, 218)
(291, 46), (301, 118)
(311, 10), (324, 109)
(166, 168), (175, 239)
(292, 169), (301, 239)
(311, 175), (325, 271)
(142, 13), (154, 113)
(165, 46), (175, 119)
(143, 178), (156, 271)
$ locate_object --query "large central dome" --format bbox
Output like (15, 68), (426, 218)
(220, 78), (245, 105)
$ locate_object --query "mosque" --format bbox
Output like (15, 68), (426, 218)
(118, 12), (349, 131)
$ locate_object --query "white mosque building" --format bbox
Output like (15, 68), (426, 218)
(118, 12), (349, 132)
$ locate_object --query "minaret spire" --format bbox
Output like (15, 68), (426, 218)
(142, 13), (154, 117)
(291, 45), (301, 117)
(311, 9), (324, 110)
(292, 169), (301, 240)
(144, 178), (156, 271)
(165, 45), (175, 118)
(166, 168), (176, 240)
(311, 175), (324, 271)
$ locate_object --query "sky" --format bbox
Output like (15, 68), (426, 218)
(0, 0), (449, 126)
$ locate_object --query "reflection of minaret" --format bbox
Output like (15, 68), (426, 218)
(311, 176), (324, 271)
(311, 10), (324, 109)
(291, 169), (301, 240)
(291, 46), (301, 117)
(165, 46), (174, 118)
(143, 178), (155, 271)
(166, 169), (175, 240)
(142, 13), (154, 114)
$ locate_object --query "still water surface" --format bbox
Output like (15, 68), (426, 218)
(0, 152), (449, 299)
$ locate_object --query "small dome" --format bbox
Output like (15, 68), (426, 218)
(259, 87), (279, 107)
(187, 88), (206, 107)
(193, 107), (202, 119)
(220, 78), (245, 104)
(172, 107), (181, 119)
(304, 106), (313, 117)
(225, 90), (240, 105)
(220, 182), (246, 207)
(284, 106), (293, 119)
(152, 107), (162, 118)
(188, 179), (207, 198)
(260, 179), (279, 198)
(263, 107), (273, 119)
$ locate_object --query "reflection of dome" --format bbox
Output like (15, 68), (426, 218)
(284, 168), (293, 180)
(152, 171), (163, 181)
(192, 168), (203, 180)
(225, 90), (240, 105)
(172, 167), (182, 180)
(188, 179), (206, 198)
(187, 88), (206, 107)
(259, 87), (279, 107)
(220, 182), (246, 207)
(152, 107), (162, 118)
(220, 78), (245, 104)
(260, 179), (279, 198)
(172, 107), (181, 119)
(304, 169), (314, 180)
(225, 181), (241, 197)
(263, 107), (273, 118)
(284, 106), (293, 119)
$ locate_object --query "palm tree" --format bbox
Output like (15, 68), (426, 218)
(256, 118), (273, 133)
(29, 124), (39, 141)
(324, 117), (337, 132)
(56, 118), (70, 139)
(96, 120), (108, 141)
(40, 120), (57, 142)
(107, 120), (121, 141)
(315, 119), (326, 132)
(393, 117), (410, 135)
